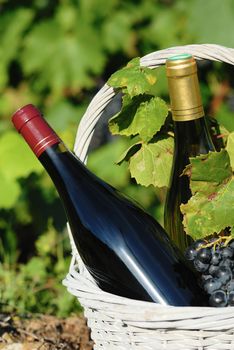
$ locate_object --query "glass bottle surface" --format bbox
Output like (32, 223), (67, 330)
(164, 54), (215, 252)
(164, 117), (215, 251)
(12, 104), (209, 306)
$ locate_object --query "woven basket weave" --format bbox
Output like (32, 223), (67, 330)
(63, 44), (234, 350)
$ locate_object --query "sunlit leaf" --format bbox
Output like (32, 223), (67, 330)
(108, 58), (158, 97)
(181, 151), (234, 239)
(226, 132), (234, 171)
(109, 95), (168, 142)
(129, 137), (173, 188)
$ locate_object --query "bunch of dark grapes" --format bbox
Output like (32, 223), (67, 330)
(185, 238), (234, 307)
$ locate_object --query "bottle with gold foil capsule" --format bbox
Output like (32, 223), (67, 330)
(164, 54), (215, 253)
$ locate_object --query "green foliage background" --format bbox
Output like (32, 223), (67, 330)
(1, 0), (234, 316)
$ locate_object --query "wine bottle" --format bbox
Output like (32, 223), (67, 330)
(12, 104), (208, 306)
(164, 54), (215, 252)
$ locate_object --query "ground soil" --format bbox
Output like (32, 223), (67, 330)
(0, 314), (94, 350)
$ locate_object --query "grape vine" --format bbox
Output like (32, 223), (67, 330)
(107, 58), (234, 243)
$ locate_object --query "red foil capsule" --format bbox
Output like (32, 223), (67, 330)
(12, 104), (61, 157)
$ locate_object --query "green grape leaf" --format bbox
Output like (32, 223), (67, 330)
(181, 150), (234, 240)
(226, 132), (234, 171)
(181, 178), (234, 240)
(0, 8), (33, 89)
(21, 8), (106, 95)
(129, 137), (173, 188)
(109, 95), (168, 142)
(116, 142), (142, 165)
(102, 11), (136, 56)
(183, 150), (232, 192)
(107, 58), (158, 97)
(0, 131), (43, 208)
(187, 0), (234, 47)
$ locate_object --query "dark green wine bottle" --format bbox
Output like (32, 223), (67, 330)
(164, 54), (215, 252)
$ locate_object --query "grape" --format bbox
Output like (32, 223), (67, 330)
(209, 290), (227, 307)
(210, 252), (221, 265)
(197, 248), (212, 263)
(226, 279), (234, 293)
(203, 278), (222, 294)
(221, 247), (234, 259)
(201, 274), (212, 284)
(184, 246), (197, 261)
(215, 266), (232, 285)
(193, 259), (209, 273)
(208, 264), (219, 276)
(220, 258), (234, 269)
(193, 239), (207, 250)
(228, 291), (234, 306)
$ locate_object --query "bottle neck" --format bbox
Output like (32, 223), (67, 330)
(173, 116), (215, 154)
(11, 104), (90, 189)
(174, 115), (205, 140)
(38, 142), (78, 184)
(166, 55), (204, 122)
(168, 76), (204, 122)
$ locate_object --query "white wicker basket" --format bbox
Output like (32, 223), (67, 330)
(63, 44), (234, 350)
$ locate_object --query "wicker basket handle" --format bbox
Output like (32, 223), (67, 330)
(73, 44), (234, 163)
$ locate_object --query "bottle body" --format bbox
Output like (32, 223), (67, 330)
(164, 117), (215, 251)
(40, 144), (207, 305)
(12, 104), (208, 306)
(164, 55), (215, 252)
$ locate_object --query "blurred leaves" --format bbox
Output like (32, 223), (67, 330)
(187, 0), (234, 46)
(88, 138), (130, 188)
(0, 8), (33, 89)
(21, 13), (105, 95)
(215, 103), (234, 133)
(0, 255), (82, 316)
(0, 131), (42, 208)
